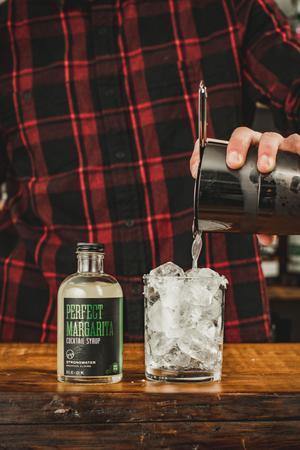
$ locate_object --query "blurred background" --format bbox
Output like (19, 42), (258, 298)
(0, 0), (299, 342)
(254, 0), (300, 343)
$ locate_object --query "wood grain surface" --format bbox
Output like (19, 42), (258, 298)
(267, 285), (300, 301)
(0, 343), (299, 449)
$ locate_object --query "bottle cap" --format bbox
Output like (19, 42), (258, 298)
(76, 242), (105, 253)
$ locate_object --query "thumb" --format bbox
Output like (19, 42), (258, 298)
(190, 139), (200, 179)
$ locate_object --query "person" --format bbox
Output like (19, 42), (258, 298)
(0, 0), (299, 342)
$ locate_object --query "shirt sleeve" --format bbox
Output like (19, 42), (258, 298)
(236, 0), (300, 135)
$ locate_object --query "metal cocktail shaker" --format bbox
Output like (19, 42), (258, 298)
(193, 81), (300, 236)
(194, 138), (300, 235)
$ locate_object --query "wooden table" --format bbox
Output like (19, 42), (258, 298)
(0, 343), (299, 449)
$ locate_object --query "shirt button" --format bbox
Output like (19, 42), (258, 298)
(124, 219), (135, 228)
(115, 151), (126, 160)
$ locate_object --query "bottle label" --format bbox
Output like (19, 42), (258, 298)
(288, 236), (300, 258)
(261, 259), (280, 278)
(63, 298), (122, 377)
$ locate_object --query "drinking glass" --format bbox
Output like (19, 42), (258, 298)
(143, 274), (226, 382)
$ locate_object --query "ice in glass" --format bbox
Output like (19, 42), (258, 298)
(144, 262), (227, 382)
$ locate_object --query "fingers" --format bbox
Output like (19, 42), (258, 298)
(192, 130), (299, 179)
(227, 127), (262, 169)
(257, 132), (284, 173)
(190, 139), (200, 179)
(257, 234), (277, 246)
(279, 133), (300, 155)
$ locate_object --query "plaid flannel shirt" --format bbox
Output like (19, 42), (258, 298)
(0, 0), (299, 342)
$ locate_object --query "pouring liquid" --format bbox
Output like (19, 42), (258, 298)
(191, 81), (206, 269)
(191, 231), (203, 268)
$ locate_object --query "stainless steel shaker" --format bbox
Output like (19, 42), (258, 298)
(193, 83), (300, 235)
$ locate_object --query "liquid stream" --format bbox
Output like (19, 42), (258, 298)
(191, 231), (203, 268)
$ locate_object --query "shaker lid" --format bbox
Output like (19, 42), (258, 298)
(76, 242), (105, 252)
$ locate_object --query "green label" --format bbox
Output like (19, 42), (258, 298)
(64, 298), (122, 377)
(289, 245), (300, 257)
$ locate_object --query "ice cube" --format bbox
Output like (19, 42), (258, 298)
(147, 300), (163, 332)
(200, 319), (217, 341)
(183, 276), (214, 307)
(204, 298), (222, 321)
(162, 345), (191, 369)
(147, 277), (163, 294)
(161, 305), (180, 330)
(185, 268), (205, 278)
(164, 326), (185, 339)
(180, 302), (200, 328)
(177, 337), (201, 361)
(160, 277), (184, 308)
(172, 351), (191, 369)
(185, 267), (217, 278)
(146, 298), (183, 337)
(148, 332), (175, 357)
(177, 326), (218, 364)
(188, 347), (219, 371)
(185, 267), (228, 289)
(150, 261), (185, 278)
(214, 287), (224, 303)
(147, 263), (184, 296)
(186, 267), (218, 278)
(144, 285), (160, 305)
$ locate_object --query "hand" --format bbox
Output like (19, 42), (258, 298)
(190, 127), (300, 245)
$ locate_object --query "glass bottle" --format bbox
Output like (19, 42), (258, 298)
(287, 235), (300, 278)
(57, 243), (123, 383)
(260, 239), (280, 285)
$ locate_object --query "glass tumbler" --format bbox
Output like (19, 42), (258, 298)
(143, 275), (226, 382)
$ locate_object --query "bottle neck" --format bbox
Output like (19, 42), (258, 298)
(77, 252), (104, 274)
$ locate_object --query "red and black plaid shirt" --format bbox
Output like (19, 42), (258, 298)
(0, 0), (299, 342)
